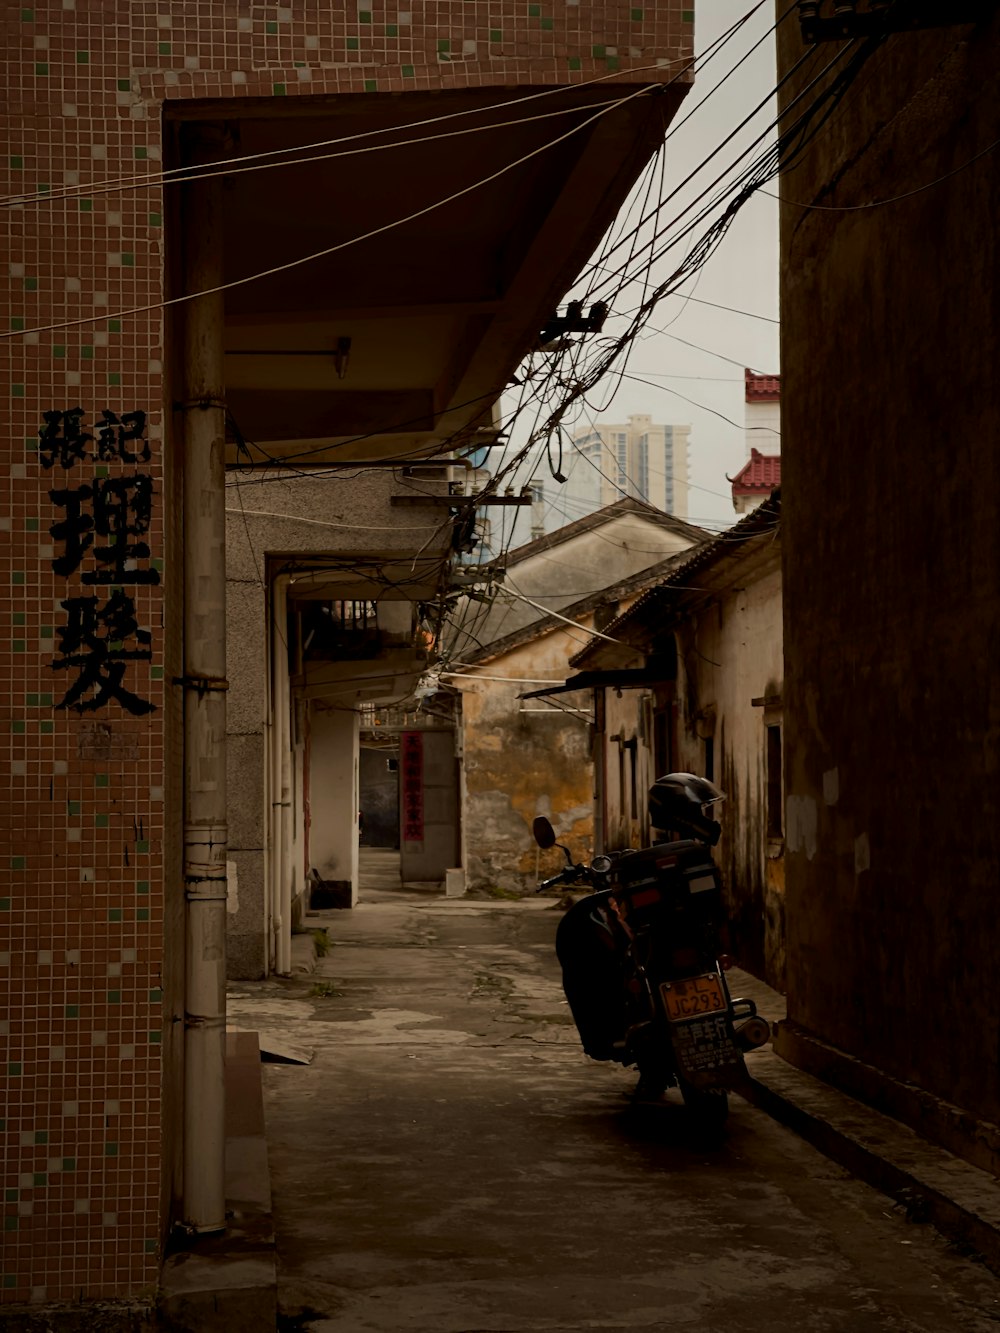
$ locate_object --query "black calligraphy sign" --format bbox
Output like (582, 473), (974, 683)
(40, 407), (157, 715)
(52, 590), (155, 715)
(49, 475), (159, 585)
(39, 406), (149, 469)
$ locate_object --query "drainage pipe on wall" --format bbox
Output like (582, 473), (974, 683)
(180, 127), (228, 1235)
(270, 574), (293, 977)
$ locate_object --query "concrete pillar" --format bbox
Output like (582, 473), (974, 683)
(180, 124), (228, 1236)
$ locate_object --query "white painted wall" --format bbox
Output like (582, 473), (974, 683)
(745, 398), (781, 453)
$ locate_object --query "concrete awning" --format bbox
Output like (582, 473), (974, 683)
(519, 666), (670, 700)
(166, 84), (687, 465)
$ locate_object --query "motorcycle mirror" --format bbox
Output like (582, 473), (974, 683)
(532, 816), (556, 849)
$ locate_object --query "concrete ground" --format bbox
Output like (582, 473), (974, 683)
(227, 856), (1000, 1332)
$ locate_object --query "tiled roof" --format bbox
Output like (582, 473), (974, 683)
(501, 496), (707, 567)
(730, 448), (781, 494)
(745, 368), (781, 402)
(568, 491), (781, 669)
(461, 545), (694, 666)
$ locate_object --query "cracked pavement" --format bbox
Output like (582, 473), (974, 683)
(227, 889), (1000, 1332)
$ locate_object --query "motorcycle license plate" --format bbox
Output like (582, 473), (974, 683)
(661, 973), (726, 1022)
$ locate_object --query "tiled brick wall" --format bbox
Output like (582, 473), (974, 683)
(0, 0), (691, 1306)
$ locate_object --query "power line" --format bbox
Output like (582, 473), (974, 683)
(658, 331), (771, 372)
(0, 83), (655, 343)
(481, 40), (864, 502)
(0, 53), (709, 212)
(762, 135), (1000, 211)
(223, 506), (447, 532)
(232, 16), (851, 563)
(0, 95), (638, 211)
(577, 5), (808, 302)
(619, 371), (780, 434)
(681, 293), (779, 324)
(570, 0), (798, 302)
(580, 39), (846, 302)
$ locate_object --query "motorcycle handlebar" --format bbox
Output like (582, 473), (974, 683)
(537, 863), (590, 893)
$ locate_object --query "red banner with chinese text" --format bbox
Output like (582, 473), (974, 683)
(401, 731), (424, 842)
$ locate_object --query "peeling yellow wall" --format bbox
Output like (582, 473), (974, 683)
(458, 625), (596, 893)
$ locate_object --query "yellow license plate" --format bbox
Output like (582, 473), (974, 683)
(661, 973), (726, 1022)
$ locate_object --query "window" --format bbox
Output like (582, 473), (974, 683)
(766, 724), (783, 838)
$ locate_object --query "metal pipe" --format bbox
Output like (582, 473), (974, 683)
(181, 125), (228, 1236)
(272, 576), (293, 976)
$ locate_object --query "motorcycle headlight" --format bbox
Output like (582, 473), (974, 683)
(591, 855), (613, 875)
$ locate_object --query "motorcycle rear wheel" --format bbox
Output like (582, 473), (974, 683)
(678, 1079), (729, 1131)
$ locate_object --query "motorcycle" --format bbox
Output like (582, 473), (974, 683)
(533, 776), (770, 1130)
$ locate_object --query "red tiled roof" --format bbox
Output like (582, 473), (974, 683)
(745, 368), (780, 402)
(730, 448), (781, 493)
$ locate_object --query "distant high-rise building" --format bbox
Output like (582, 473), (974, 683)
(549, 414), (690, 527)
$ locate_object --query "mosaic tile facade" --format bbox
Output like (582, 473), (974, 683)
(0, 0), (692, 1307)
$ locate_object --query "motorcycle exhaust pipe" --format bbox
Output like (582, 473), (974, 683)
(734, 1016), (771, 1051)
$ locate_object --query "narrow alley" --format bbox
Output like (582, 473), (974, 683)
(226, 862), (1000, 1333)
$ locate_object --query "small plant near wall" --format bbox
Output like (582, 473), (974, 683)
(483, 883), (522, 900)
(308, 981), (343, 999)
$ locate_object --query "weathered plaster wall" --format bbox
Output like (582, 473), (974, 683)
(225, 467), (454, 975)
(672, 563), (783, 987)
(309, 706), (360, 906)
(777, 15), (1000, 1125)
(360, 745), (400, 848)
(603, 679), (655, 852)
(597, 559), (784, 986)
(459, 629), (594, 893)
(400, 727), (459, 884)
(460, 514), (697, 650)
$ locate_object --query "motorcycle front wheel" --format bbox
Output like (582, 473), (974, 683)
(678, 1078), (729, 1132)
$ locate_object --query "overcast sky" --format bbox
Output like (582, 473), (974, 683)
(497, 2), (781, 544)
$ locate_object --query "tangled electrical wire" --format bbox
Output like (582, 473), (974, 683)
(2, 0), (889, 708)
(431, 22), (893, 674)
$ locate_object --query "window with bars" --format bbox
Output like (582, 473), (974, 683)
(301, 599), (381, 661)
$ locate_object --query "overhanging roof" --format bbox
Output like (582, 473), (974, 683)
(569, 490), (782, 669)
(519, 666), (669, 700)
(460, 540), (697, 666)
(501, 496), (707, 567)
(166, 85), (689, 465)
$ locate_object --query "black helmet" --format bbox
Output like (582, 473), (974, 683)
(648, 772), (726, 845)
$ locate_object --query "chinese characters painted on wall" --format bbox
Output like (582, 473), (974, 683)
(40, 407), (158, 716)
(400, 731), (424, 842)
